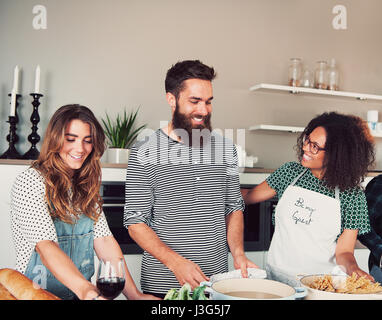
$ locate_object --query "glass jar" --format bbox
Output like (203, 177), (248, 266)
(327, 58), (339, 91)
(301, 69), (314, 88)
(314, 61), (328, 89)
(288, 58), (302, 87)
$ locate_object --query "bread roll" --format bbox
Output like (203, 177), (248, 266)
(0, 283), (16, 300)
(0, 268), (60, 300)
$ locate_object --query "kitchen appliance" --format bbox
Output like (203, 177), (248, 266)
(202, 278), (307, 300)
(241, 186), (276, 251)
(102, 182), (277, 254)
(101, 182), (142, 254)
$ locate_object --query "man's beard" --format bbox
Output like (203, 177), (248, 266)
(171, 102), (212, 147)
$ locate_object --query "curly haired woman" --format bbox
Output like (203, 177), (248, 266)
(10, 105), (158, 300)
(242, 112), (375, 286)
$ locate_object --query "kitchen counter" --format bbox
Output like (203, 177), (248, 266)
(0, 159), (129, 168)
(1, 159), (381, 176)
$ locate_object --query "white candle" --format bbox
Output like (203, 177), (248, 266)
(10, 91), (16, 117)
(12, 65), (19, 94)
(34, 65), (40, 94)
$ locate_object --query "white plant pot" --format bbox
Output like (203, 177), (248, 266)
(107, 148), (131, 164)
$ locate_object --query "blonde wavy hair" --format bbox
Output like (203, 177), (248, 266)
(32, 104), (105, 224)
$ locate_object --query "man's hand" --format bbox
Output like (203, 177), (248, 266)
(233, 253), (259, 278)
(168, 256), (209, 289)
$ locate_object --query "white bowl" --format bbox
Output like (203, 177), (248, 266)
(300, 274), (382, 300)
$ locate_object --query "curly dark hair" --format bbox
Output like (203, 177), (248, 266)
(296, 112), (375, 191)
(165, 60), (216, 99)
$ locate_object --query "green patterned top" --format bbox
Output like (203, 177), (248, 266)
(266, 161), (371, 236)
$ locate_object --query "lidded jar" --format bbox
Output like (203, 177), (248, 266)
(314, 61), (328, 89)
(327, 58), (339, 91)
(288, 58), (302, 87)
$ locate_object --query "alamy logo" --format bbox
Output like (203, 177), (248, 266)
(32, 5), (47, 30)
(32, 265), (47, 290)
(136, 126), (246, 170)
(332, 5), (347, 30)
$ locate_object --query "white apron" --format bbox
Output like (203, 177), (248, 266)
(266, 168), (341, 286)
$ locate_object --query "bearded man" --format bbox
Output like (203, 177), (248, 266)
(123, 60), (257, 298)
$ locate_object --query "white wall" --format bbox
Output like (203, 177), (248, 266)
(0, 0), (382, 169)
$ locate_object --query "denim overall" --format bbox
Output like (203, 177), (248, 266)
(25, 214), (95, 300)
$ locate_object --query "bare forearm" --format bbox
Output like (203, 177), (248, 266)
(226, 210), (259, 274)
(241, 181), (276, 204)
(226, 210), (245, 258)
(36, 240), (96, 299)
(129, 223), (208, 288)
(335, 229), (372, 280)
(128, 223), (181, 268)
(336, 252), (358, 274)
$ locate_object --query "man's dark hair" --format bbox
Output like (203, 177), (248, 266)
(296, 112), (375, 191)
(165, 60), (216, 99)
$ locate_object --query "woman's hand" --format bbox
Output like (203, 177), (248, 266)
(336, 229), (374, 282)
(345, 264), (374, 282)
(82, 286), (107, 300)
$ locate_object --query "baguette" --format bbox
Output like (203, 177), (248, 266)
(0, 268), (60, 300)
(0, 283), (16, 300)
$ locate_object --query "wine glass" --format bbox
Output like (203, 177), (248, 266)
(96, 258), (126, 300)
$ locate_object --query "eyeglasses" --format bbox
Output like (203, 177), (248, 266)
(303, 136), (326, 155)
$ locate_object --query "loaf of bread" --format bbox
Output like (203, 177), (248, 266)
(0, 268), (60, 300)
(0, 283), (16, 300)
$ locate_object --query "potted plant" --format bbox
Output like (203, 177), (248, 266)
(101, 108), (146, 163)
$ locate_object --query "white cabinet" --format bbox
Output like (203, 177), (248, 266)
(0, 164), (29, 269)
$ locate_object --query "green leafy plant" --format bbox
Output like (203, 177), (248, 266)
(101, 108), (147, 149)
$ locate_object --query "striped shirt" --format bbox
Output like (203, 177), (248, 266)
(123, 129), (244, 295)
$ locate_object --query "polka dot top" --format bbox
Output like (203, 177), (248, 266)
(10, 167), (112, 273)
(266, 161), (371, 236)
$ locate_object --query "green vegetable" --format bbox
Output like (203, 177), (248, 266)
(164, 288), (178, 300)
(192, 285), (208, 300)
(177, 283), (192, 300)
(164, 283), (208, 300)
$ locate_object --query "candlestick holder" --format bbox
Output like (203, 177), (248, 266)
(7, 93), (21, 123)
(22, 93), (43, 160)
(0, 116), (22, 159)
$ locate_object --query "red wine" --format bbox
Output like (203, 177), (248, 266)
(96, 277), (125, 299)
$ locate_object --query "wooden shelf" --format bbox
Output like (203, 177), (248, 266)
(249, 83), (382, 102)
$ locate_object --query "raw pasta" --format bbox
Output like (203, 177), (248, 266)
(309, 273), (382, 294)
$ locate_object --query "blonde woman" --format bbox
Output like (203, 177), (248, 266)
(10, 104), (157, 300)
